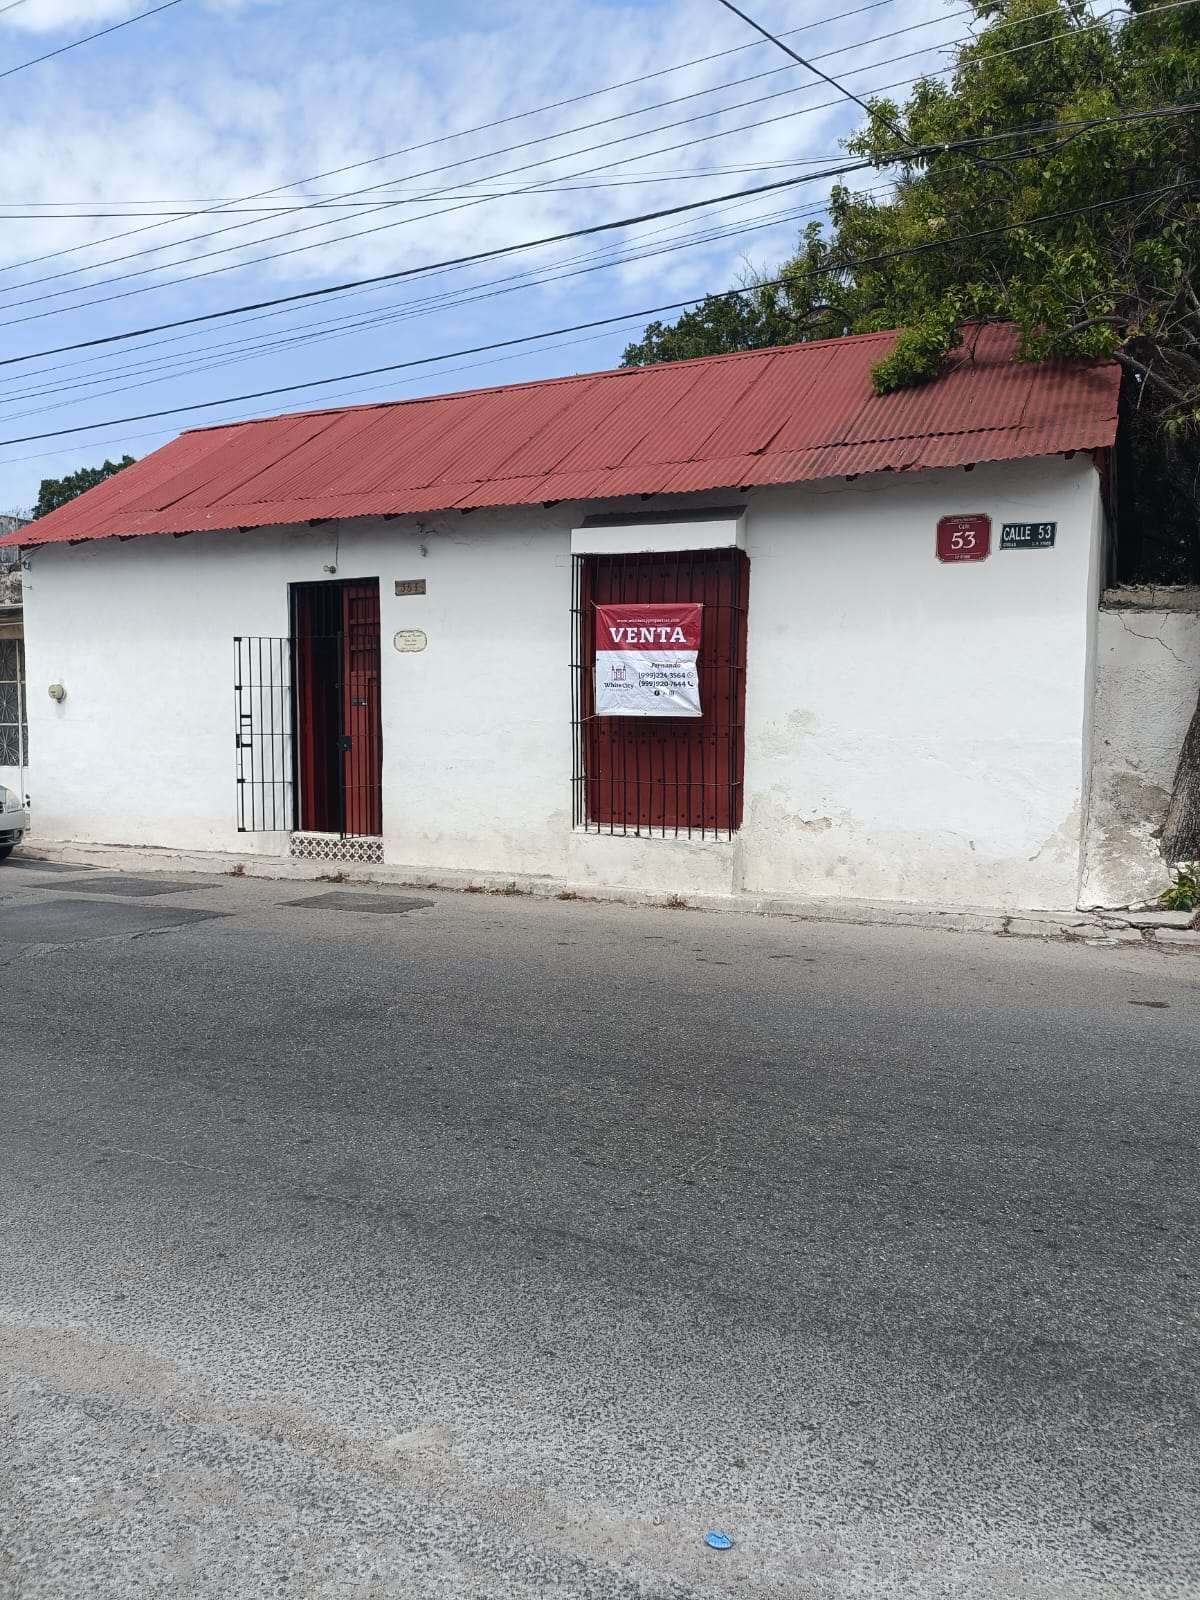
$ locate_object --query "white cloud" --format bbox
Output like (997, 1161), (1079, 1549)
(0, 0), (960, 291)
(1, 0), (276, 31)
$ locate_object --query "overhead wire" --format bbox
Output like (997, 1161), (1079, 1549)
(1, 180), (1189, 448)
(0, 0), (183, 82)
(1, 94), (1192, 376)
(2, 0), (1180, 326)
(0, 162), (872, 361)
(7, 95), (1180, 414)
(0, 0), (904, 277)
(715, 0), (915, 146)
(0, 191), (840, 418)
(0, 6), (976, 311)
(0, 313), (684, 469)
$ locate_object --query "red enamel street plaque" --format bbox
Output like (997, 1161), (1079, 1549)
(936, 514), (991, 563)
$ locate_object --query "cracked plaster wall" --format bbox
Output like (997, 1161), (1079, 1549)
(1080, 593), (1200, 908)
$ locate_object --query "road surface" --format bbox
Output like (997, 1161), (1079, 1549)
(1, 860), (1197, 1598)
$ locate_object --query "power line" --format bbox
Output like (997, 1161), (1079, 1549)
(0, 0), (184, 82)
(0, 0), (902, 280)
(715, 0), (913, 147)
(0, 201), (809, 402)
(0, 8), (971, 311)
(5, 95), (1162, 414)
(0, 194), (832, 419)
(0, 98), (1189, 402)
(2, 181), (1186, 448)
(5, 93), (1192, 375)
(0, 164), (872, 366)
(3, 0), (1168, 323)
(0, 314), (678, 468)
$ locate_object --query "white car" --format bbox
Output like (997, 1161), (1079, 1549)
(0, 784), (28, 860)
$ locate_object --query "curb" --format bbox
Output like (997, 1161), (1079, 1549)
(5, 837), (1143, 944)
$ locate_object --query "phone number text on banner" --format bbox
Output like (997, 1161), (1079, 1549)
(594, 602), (703, 718)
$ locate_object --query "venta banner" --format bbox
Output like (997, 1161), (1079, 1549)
(594, 602), (704, 718)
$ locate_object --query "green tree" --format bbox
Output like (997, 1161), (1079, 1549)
(33, 455), (136, 520)
(623, 0), (1200, 857)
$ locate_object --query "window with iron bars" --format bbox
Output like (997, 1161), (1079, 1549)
(571, 548), (749, 839)
(0, 637), (28, 770)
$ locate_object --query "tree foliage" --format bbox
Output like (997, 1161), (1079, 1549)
(623, 0), (1199, 576)
(33, 455), (136, 520)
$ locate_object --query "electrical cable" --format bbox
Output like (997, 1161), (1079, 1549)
(2, 180), (1188, 447)
(0, 97), (1190, 400)
(5, 89), (1194, 370)
(715, 0), (914, 147)
(4, 0), (1182, 322)
(0, 194), (837, 417)
(0, 8), (974, 309)
(11, 91), (1169, 414)
(0, 0), (904, 277)
(0, 0), (183, 82)
(0, 164), (874, 363)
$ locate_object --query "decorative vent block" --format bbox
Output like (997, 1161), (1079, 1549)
(289, 832), (384, 865)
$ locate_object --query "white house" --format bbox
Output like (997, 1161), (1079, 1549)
(4, 325), (1123, 911)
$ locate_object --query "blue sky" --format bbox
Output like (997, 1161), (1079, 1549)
(0, 0), (971, 512)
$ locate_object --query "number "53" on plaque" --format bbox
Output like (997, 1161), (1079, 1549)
(936, 514), (991, 563)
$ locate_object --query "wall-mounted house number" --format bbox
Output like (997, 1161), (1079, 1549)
(394, 578), (427, 596)
(936, 514), (991, 563)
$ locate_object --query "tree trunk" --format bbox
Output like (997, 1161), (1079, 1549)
(1161, 690), (1200, 861)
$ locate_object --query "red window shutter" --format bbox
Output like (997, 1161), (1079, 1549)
(577, 549), (748, 837)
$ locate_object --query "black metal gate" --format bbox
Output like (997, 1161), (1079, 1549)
(234, 636), (294, 832)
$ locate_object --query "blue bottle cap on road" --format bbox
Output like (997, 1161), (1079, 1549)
(704, 1532), (734, 1550)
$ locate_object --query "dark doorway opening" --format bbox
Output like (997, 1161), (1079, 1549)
(291, 579), (382, 837)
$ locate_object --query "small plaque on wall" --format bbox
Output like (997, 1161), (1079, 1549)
(395, 578), (427, 596)
(936, 514), (991, 563)
(394, 629), (427, 653)
(1000, 522), (1057, 550)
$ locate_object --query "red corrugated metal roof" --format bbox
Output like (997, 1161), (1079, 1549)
(7, 324), (1120, 549)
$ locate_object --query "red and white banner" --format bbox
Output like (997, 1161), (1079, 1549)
(594, 602), (703, 717)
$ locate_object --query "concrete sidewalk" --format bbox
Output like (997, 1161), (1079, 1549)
(12, 836), (1200, 948)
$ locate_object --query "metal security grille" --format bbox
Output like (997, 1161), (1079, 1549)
(571, 549), (749, 838)
(0, 637), (27, 771)
(234, 636), (294, 831)
(291, 579), (383, 839)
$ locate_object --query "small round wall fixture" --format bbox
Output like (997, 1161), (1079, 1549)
(48, 682), (66, 702)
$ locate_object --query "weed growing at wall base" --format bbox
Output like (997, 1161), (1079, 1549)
(1159, 864), (1199, 913)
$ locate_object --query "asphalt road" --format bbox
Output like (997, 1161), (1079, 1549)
(0, 860), (1197, 1600)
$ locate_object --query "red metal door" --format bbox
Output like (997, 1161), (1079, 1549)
(341, 583), (382, 837)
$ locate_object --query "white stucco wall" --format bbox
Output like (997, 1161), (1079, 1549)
(20, 453), (1105, 908)
(739, 454), (1104, 908)
(1079, 592), (1200, 908)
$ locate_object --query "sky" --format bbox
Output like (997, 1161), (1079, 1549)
(0, 0), (976, 513)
